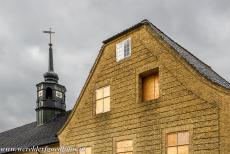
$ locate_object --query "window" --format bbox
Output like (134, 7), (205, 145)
(116, 38), (131, 62)
(96, 86), (110, 114)
(79, 147), (91, 154)
(45, 87), (53, 99)
(142, 72), (159, 101)
(116, 140), (133, 154)
(166, 132), (189, 154)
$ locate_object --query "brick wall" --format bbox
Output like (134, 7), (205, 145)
(58, 24), (230, 154)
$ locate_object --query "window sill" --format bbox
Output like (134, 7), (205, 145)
(141, 98), (160, 104)
(116, 54), (131, 63)
(95, 111), (111, 118)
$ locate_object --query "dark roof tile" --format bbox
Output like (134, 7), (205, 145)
(0, 111), (71, 153)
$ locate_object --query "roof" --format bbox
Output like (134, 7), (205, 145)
(0, 111), (71, 153)
(103, 19), (230, 89)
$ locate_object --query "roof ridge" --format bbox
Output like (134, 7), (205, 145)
(147, 21), (230, 89)
(148, 22), (213, 69)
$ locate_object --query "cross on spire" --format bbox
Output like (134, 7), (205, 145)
(43, 28), (55, 45)
(43, 28), (55, 72)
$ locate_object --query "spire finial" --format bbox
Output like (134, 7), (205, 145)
(43, 28), (55, 72)
(43, 27), (55, 45)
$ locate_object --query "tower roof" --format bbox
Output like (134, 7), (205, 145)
(43, 29), (59, 83)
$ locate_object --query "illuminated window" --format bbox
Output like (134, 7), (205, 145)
(142, 72), (159, 101)
(116, 140), (133, 154)
(116, 38), (131, 62)
(166, 132), (189, 154)
(79, 147), (91, 154)
(96, 86), (110, 114)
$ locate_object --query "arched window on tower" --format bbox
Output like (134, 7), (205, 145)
(46, 87), (53, 99)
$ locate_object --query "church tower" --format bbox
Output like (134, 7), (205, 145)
(36, 29), (66, 126)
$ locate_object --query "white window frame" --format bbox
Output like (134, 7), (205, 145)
(116, 38), (131, 62)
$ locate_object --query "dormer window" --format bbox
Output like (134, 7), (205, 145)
(116, 38), (131, 62)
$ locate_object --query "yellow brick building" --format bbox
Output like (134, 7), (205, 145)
(0, 20), (230, 154)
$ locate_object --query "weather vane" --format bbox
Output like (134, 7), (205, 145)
(43, 27), (55, 45)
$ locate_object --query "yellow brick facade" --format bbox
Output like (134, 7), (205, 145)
(56, 24), (230, 154)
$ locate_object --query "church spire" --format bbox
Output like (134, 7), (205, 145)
(43, 28), (59, 83)
(43, 28), (55, 72)
(36, 28), (66, 126)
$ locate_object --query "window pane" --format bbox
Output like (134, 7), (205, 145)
(85, 147), (92, 154)
(79, 149), (85, 154)
(104, 86), (110, 97)
(142, 75), (155, 101)
(154, 73), (159, 98)
(96, 88), (103, 100)
(117, 140), (133, 148)
(116, 38), (131, 62)
(116, 43), (124, 62)
(124, 39), (130, 57)
(117, 140), (133, 153)
(103, 97), (110, 112)
(178, 132), (189, 145)
(96, 99), (103, 114)
(167, 147), (177, 154)
(79, 151), (85, 154)
(167, 133), (177, 146)
(178, 145), (189, 154)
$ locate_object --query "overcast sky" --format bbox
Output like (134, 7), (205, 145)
(0, 0), (229, 132)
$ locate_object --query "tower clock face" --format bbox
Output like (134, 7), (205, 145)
(56, 91), (63, 98)
(38, 90), (43, 97)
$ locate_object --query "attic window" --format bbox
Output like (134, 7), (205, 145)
(116, 38), (131, 62)
(141, 71), (159, 101)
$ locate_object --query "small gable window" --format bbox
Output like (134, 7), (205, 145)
(142, 71), (159, 101)
(116, 38), (131, 62)
(166, 131), (190, 154)
(116, 140), (133, 154)
(96, 86), (110, 114)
